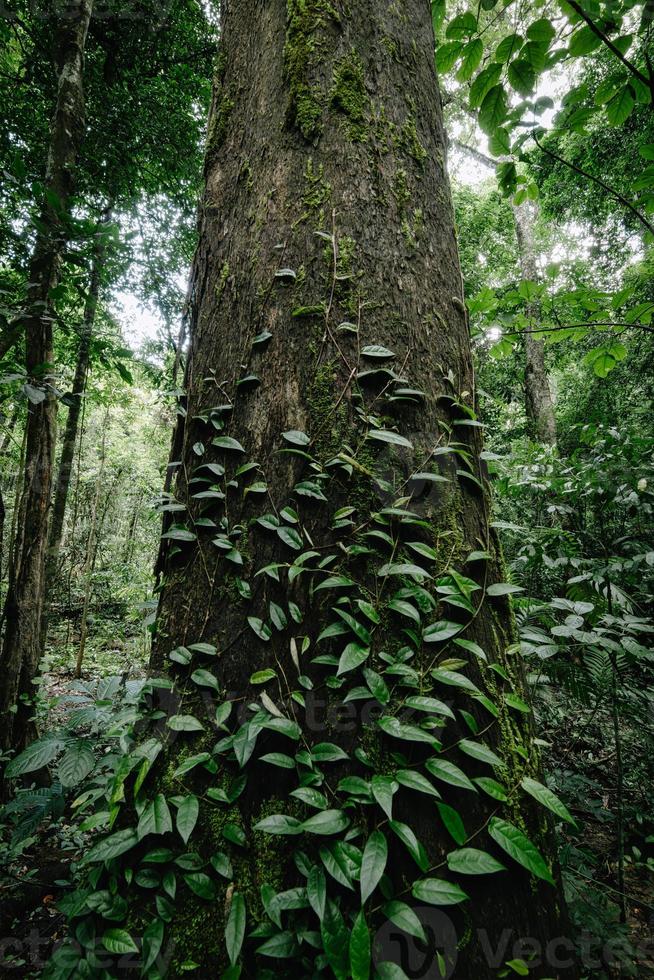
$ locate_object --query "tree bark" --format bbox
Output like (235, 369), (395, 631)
(80, 2), (573, 975)
(41, 208), (110, 654)
(0, 0), (93, 759)
(512, 201), (557, 446)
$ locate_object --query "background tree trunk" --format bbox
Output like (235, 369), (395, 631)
(513, 201), (557, 446)
(0, 0), (93, 759)
(145, 1), (571, 974)
(41, 207), (110, 654)
(451, 139), (557, 446)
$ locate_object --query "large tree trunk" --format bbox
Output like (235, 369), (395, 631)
(41, 210), (109, 654)
(67, 3), (573, 976)
(0, 0), (93, 759)
(512, 202), (557, 446)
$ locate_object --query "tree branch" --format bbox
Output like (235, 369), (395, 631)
(502, 321), (654, 337)
(565, 0), (651, 92)
(533, 135), (654, 236)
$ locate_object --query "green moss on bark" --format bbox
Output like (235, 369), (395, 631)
(284, 0), (339, 140)
(330, 51), (369, 141)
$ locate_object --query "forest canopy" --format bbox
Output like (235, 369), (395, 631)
(0, 0), (652, 978)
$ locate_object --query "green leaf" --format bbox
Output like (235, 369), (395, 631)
(459, 739), (503, 768)
(307, 865), (327, 919)
(406, 540), (438, 562)
(437, 40), (464, 74)
(361, 345), (395, 359)
(337, 642), (370, 675)
(361, 830), (388, 903)
(437, 803), (467, 845)
(167, 715), (205, 732)
(367, 429), (413, 449)
(5, 737), (64, 777)
(568, 25), (602, 56)
(250, 668), (277, 684)
(423, 620), (460, 643)
(486, 582), (523, 596)
(469, 63), (502, 108)
(256, 931), (297, 957)
(520, 777), (576, 825)
(379, 562), (432, 581)
(138, 794), (173, 840)
(191, 668), (219, 691)
(405, 695), (455, 719)
(225, 892), (246, 965)
(479, 85), (507, 135)
(387, 599), (421, 623)
(488, 817), (554, 884)
(322, 902), (350, 979)
(254, 814), (303, 835)
(102, 929), (139, 955)
(495, 32), (522, 62)
(142, 918), (165, 973)
(474, 776), (508, 800)
(247, 617), (272, 641)
(57, 741), (95, 787)
(431, 668), (479, 693)
(456, 38), (483, 80)
(85, 828), (138, 863)
(184, 872), (217, 900)
(370, 776), (398, 820)
(312, 742), (349, 762)
(384, 901), (426, 942)
(411, 878), (469, 906)
(177, 795), (200, 845)
(282, 429), (310, 445)
(606, 85), (635, 126)
(277, 526), (303, 550)
(349, 910), (371, 980)
(507, 58), (536, 96)
(389, 820), (428, 871)
(212, 436), (245, 452)
(446, 11), (477, 37)
(527, 17), (554, 43)
(396, 769), (440, 798)
(426, 758), (477, 793)
(269, 602), (288, 631)
(301, 810), (349, 835)
(447, 847), (506, 875)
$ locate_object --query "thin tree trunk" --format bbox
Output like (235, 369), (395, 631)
(512, 201), (557, 446)
(0, 0), (93, 760)
(451, 139), (557, 445)
(74, 411), (109, 679)
(41, 207), (111, 653)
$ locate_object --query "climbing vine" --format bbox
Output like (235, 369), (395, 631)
(9, 227), (576, 980)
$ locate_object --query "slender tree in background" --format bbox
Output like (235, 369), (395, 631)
(41, 205), (112, 651)
(452, 139), (557, 445)
(140, 1), (570, 973)
(0, 0), (93, 757)
(513, 201), (557, 445)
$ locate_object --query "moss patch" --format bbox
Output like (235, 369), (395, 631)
(284, 0), (339, 140)
(330, 51), (369, 142)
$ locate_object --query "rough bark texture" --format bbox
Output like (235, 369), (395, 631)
(513, 201), (557, 446)
(150, 1), (572, 974)
(41, 211), (109, 653)
(0, 0), (93, 758)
